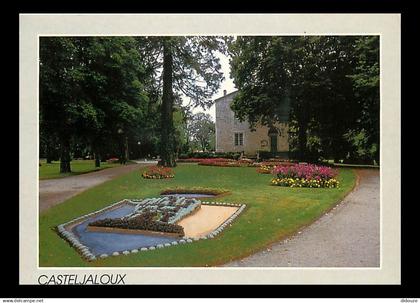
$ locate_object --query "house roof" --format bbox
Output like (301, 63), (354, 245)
(213, 90), (238, 103)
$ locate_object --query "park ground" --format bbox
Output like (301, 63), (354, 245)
(39, 159), (122, 180)
(39, 162), (152, 213)
(38, 163), (363, 267)
(224, 169), (380, 267)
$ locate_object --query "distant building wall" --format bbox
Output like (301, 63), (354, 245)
(215, 91), (289, 157)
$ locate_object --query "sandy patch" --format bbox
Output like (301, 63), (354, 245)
(178, 205), (239, 239)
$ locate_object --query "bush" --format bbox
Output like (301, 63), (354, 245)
(271, 164), (339, 188)
(257, 151), (290, 161)
(142, 166), (175, 179)
(186, 151), (241, 160)
(178, 153), (189, 159)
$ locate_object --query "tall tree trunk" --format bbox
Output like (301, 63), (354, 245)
(94, 152), (101, 168)
(159, 39), (176, 167)
(59, 136), (71, 173)
(124, 136), (129, 164)
(46, 139), (53, 164)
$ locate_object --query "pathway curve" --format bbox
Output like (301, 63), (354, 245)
(39, 163), (153, 213)
(223, 169), (380, 267)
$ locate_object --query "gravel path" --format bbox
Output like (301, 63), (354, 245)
(39, 163), (152, 213)
(223, 169), (380, 267)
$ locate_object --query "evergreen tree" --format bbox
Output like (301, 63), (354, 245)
(144, 37), (227, 166)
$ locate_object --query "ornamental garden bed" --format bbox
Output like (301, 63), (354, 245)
(160, 187), (230, 199)
(271, 164), (340, 188)
(176, 157), (232, 163)
(142, 166), (175, 179)
(56, 197), (245, 261)
(198, 158), (254, 167)
(256, 161), (296, 174)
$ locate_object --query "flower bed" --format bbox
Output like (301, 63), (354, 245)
(56, 197), (247, 260)
(142, 166), (175, 179)
(177, 157), (232, 163)
(198, 158), (254, 167)
(271, 164), (339, 188)
(256, 161), (295, 174)
(256, 164), (273, 174)
(89, 196), (202, 237)
(130, 196), (201, 224)
(88, 211), (185, 236)
(160, 187), (230, 197)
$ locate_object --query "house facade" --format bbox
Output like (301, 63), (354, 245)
(215, 90), (290, 158)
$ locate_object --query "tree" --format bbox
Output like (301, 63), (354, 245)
(187, 112), (215, 151)
(228, 36), (379, 163)
(40, 37), (151, 172)
(143, 37), (227, 166)
(40, 37), (93, 173)
(347, 36), (380, 164)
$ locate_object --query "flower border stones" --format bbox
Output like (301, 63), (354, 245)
(56, 198), (246, 261)
(56, 199), (130, 262)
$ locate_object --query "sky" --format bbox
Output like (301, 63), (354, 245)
(182, 51), (236, 122)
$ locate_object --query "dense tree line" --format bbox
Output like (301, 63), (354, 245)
(39, 36), (224, 173)
(228, 36), (379, 164)
(40, 35), (378, 174)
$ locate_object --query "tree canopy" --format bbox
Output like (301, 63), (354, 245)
(187, 112), (215, 152)
(39, 36), (228, 173)
(228, 36), (379, 164)
(40, 37), (152, 172)
(142, 36), (227, 166)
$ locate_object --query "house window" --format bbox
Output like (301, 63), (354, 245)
(234, 133), (244, 146)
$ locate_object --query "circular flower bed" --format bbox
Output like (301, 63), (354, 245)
(142, 166), (175, 179)
(271, 164), (339, 188)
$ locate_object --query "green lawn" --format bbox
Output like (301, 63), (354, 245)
(39, 164), (356, 267)
(39, 159), (121, 180)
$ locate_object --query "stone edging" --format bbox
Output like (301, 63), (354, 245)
(56, 199), (246, 262)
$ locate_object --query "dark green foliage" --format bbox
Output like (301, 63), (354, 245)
(228, 36), (379, 164)
(187, 112), (215, 152)
(40, 37), (153, 172)
(144, 37), (227, 167)
(257, 151), (290, 161)
(184, 151), (241, 160)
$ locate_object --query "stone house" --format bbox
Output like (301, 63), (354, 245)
(214, 90), (290, 158)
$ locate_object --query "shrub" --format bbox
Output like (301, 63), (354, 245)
(257, 151), (291, 161)
(142, 166), (175, 179)
(178, 153), (189, 159)
(271, 164), (339, 188)
(186, 152), (241, 160)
